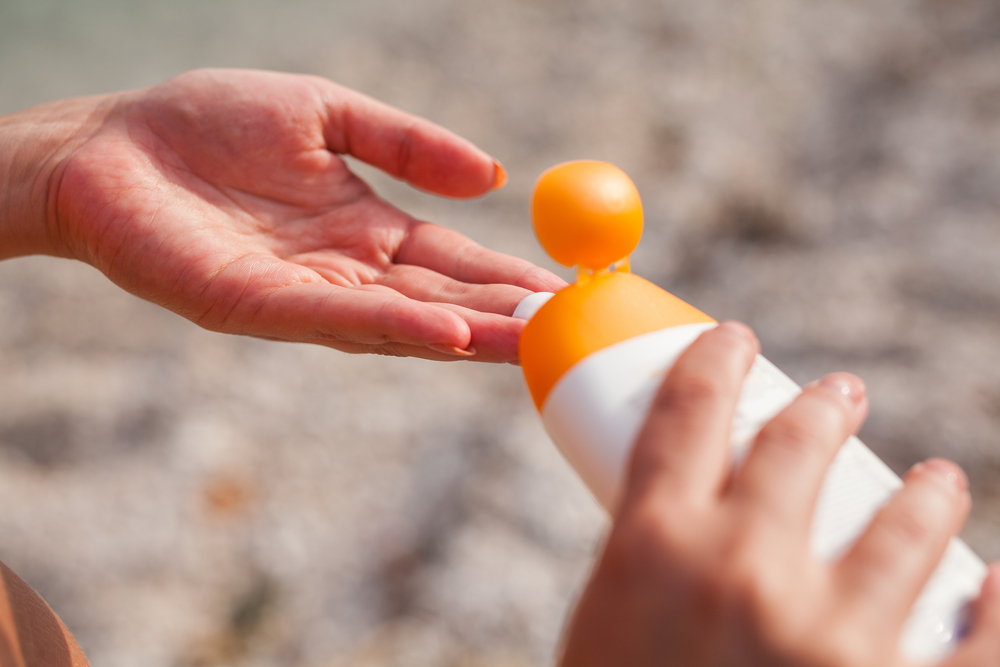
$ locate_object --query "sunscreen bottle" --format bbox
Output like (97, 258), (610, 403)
(513, 160), (986, 663)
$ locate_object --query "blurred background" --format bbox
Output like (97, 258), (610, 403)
(1, 0), (999, 665)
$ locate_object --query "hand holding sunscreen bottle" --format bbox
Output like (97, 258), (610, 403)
(513, 161), (986, 663)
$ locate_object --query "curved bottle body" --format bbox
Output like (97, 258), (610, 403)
(516, 286), (986, 663)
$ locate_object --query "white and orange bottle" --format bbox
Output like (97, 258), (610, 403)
(513, 160), (986, 663)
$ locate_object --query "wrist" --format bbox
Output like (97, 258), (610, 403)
(0, 95), (114, 260)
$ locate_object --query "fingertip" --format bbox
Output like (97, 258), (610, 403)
(520, 267), (569, 293)
(358, 291), (473, 349)
(714, 320), (761, 354)
(908, 458), (969, 495)
(418, 303), (474, 349)
(426, 302), (524, 363)
(807, 374), (869, 431)
(318, 81), (497, 198)
(415, 137), (498, 198)
(814, 373), (867, 406)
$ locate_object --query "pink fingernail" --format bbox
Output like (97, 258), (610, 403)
(922, 458), (968, 492)
(818, 373), (867, 406)
(491, 161), (508, 190)
(428, 344), (477, 357)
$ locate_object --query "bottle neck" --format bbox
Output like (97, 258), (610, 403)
(575, 256), (631, 284)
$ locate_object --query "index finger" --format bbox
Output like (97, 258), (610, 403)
(624, 321), (759, 509)
(315, 79), (502, 199)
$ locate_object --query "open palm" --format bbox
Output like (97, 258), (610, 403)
(52, 69), (563, 362)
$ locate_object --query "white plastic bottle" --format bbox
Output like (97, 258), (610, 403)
(514, 160), (985, 663)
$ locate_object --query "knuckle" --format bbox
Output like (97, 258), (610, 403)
(616, 498), (690, 554)
(601, 508), (679, 583)
(606, 494), (714, 579)
(716, 531), (789, 616)
(880, 502), (941, 550)
(807, 389), (854, 426)
(759, 397), (848, 454)
(757, 417), (826, 460)
(394, 125), (414, 178)
(883, 476), (967, 548)
(655, 373), (730, 414)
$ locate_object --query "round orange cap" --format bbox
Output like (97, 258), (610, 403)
(532, 161), (643, 271)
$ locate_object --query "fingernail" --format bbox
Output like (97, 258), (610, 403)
(491, 161), (508, 190)
(428, 344), (477, 357)
(817, 373), (867, 406)
(921, 458), (968, 492)
(717, 321), (759, 350)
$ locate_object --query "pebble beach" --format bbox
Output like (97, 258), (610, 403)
(1, 1), (999, 665)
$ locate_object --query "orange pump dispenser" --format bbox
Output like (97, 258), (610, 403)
(519, 160), (713, 409)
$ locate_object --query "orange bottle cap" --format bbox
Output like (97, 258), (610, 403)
(532, 161), (643, 272)
(521, 161), (714, 409)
